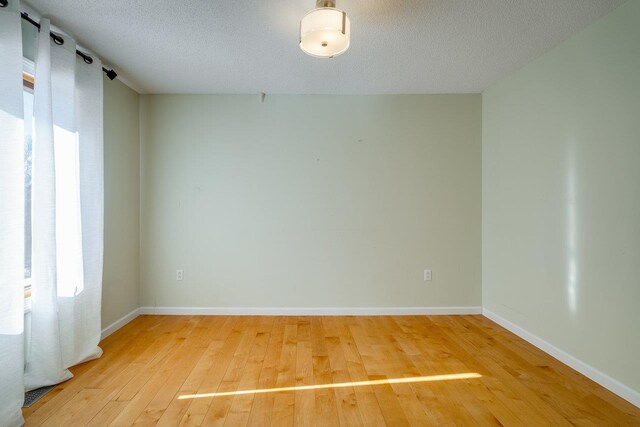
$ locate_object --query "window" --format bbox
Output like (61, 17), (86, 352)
(20, 58), (86, 302)
(23, 59), (34, 302)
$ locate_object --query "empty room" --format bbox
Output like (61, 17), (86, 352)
(1, 0), (639, 425)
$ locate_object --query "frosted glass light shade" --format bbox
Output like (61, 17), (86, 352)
(300, 8), (350, 58)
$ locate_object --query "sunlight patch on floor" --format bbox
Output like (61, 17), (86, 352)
(178, 372), (482, 399)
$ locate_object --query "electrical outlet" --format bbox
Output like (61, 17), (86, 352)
(423, 269), (432, 281)
(176, 269), (184, 281)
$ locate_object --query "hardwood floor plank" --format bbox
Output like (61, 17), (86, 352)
(178, 317), (250, 426)
(246, 317), (286, 427)
(374, 317), (448, 426)
(86, 401), (129, 427)
(200, 319), (260, 425)
(109, 318), (204, 426)
(337, 317), (388, 427)
(155, 316), (230, 427)
(393, 316), (501, 426)
(22, 315), (640, 427)
(309, 317), (340, 427)
(25, 316), (183, 427)
(223, 317), (275, 427)
(412, 315), (545, 426)
(293, 318), (315, 427)
(459, 315), (640, 425)
(351, 317), (411, 426)
(132, 335), (210, 424)
(270, 322), (298, 426)
(322, 317), (365, 427)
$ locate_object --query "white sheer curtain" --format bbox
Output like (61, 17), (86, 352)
(69, 32), (104, 366)
(0, 2), (26, 425)
(23, 18), (73, 389)
(25, 19), (105, 390)
(0, 3), (105, 424)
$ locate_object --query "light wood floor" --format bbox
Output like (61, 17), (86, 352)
(23, 315), (640, 426)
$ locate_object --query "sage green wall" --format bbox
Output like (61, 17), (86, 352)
(140, 94), (481, 308)
(102, 77), (140, 327)
(483, 0), (639, 394)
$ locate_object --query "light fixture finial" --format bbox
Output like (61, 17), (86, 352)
(316, 0), (336, 7)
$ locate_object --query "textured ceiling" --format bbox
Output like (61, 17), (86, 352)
(25, 0), (623, 94)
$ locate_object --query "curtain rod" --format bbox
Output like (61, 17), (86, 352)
(0, 0), (118, 80)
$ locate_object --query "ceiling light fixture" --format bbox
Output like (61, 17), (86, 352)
(300, 0), (350, 58)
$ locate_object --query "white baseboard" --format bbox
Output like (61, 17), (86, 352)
(101, 308), (141, 340)
(138, 306), (482, 316)
(482, 308), (640, 408)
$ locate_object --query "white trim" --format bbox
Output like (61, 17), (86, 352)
(101, 308), (141, 340)
(482, 308), (640, 408)
(138, 306), (482, 316)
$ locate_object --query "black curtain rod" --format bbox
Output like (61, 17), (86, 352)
(0, 0), (118, 80)
(20, 12), (118, 80)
